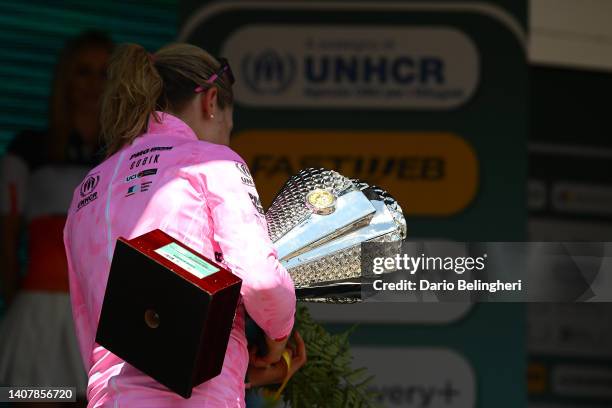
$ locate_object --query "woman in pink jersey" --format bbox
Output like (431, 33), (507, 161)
(63, 43), (304, 407)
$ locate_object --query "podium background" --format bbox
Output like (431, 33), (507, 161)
(179, 1), (527, 407)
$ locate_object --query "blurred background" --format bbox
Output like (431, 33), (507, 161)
(0, 0), (610, 407)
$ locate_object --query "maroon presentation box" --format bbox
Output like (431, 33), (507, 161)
(96, 229), (242, 398)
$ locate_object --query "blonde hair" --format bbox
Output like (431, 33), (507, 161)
(101, 43), (233, 156)
(49, 31), (113, 161)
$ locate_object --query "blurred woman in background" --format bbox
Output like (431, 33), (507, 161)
(0, 30), (113, 406)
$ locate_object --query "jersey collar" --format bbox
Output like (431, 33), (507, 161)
(146, 111), (199, 141)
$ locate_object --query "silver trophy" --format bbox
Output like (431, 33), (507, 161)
(265, 168), (407, 303)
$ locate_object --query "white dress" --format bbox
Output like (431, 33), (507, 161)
(0, 131), (93, 396)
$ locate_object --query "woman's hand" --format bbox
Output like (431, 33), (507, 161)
(246, 331), (307, 388)
(249, 332), (290, 368)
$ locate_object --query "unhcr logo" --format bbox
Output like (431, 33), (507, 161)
(242, 50), (296, 94)
(222, 25), (479, 109)
(80, 174), (100, 197)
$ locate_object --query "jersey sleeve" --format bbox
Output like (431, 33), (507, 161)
(63, 197), (95, 372)
(198, 148), (295, 340)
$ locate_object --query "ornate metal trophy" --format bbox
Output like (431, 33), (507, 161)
(265, 168), (407, 303)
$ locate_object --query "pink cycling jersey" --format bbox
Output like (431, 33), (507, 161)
(63, 112), (296, 407)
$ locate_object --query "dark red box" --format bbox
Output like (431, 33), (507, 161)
(96, 229), (242, 398)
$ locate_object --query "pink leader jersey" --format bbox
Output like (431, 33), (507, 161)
(63, 112), (296, 407)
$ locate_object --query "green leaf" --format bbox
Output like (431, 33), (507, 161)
(257, 305), (380, 407)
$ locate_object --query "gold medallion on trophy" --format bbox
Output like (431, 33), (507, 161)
(305, 189), (337, 215)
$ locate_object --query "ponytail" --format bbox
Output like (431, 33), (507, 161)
(101, 42), (234, 156)
(101, 44), (163, 156)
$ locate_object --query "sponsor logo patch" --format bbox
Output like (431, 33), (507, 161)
(235, 161), (256, 187)
(125, 168), (158, 183)
(126, 181), (153, 197)
(80, 174), (99, 197)
(77, 172), (100, 210)
(249, 192), (265, 216)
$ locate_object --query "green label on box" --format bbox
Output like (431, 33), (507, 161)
(154, 242), (219, 279)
